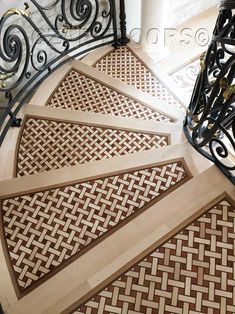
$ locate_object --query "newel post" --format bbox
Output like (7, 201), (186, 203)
(119, 0), (130, 45)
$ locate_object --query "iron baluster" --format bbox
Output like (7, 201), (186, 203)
(118, 0), (130, 45)
(184, 0), (235, 184)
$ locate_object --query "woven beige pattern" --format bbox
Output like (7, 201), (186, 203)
(2, 160), (188, 294)
(46, 70), (173, 122)
(95, 46), (182, 109)
(16, 117), (169, 177)
(75, 199), (235, 314)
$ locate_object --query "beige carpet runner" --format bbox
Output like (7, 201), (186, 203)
(46, 69), (173, 123)
(94, 46), (182, 109)
(16, 117), (169, 177)
(2, 160), (189, 296)
(73, 198), (235, 314)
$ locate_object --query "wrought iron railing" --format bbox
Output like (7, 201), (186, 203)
(0, 0), (128, 146)
(184, 0), (235, 184)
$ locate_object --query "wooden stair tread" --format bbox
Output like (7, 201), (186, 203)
(13, 105), (183, 178)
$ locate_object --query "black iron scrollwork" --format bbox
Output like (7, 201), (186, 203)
(184, 0), (235, 184)
(0, 0), (120, 146)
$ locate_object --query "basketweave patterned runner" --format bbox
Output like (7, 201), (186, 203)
(46, 69), (173, 123)
(1, 160), (189, 296)
(73, 198), (235, 314)
(94, 46), (183, 109)
(16, 117), (169, 177)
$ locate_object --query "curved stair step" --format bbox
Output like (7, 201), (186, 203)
(1, 163), (234, 314)
(82, 43), (188, 110)
(0, 142), (206, 197)
(1, 158), (191, 298)
(14, 105), (183, 178)
(30, 59), (183, 123)
(71, 193), (235, 314)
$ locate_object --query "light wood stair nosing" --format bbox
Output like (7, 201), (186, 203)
(23, 104), (182, 138)
(0, 142), (205, 199)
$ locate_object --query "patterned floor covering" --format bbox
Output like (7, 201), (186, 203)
(94, 46), (182, 110)
(16, 117), (169, 177)
(46, 69), (173, 123)
(1, 160), (190, 296)
(73, 197), (235, 314)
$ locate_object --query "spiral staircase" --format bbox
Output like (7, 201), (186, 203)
(0, 41), (234, 314)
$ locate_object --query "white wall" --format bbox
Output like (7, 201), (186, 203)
(123, 0), (219, 41)
(168, 0), (219, 27)
(123, 0), (220, 54)
(125, 0), (141, 41)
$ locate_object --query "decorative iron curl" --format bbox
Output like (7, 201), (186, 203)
(209, 132), (235, 171)
(0, 22), (30, 92)
(70, 0), (93, 23)
(0, 6), (70, 93)
(0, 0), (116, 92)
(0, 0), (118, 148)
(31, 0), (113, 42)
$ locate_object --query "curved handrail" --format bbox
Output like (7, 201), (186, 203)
(184, 1), (235, 184)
